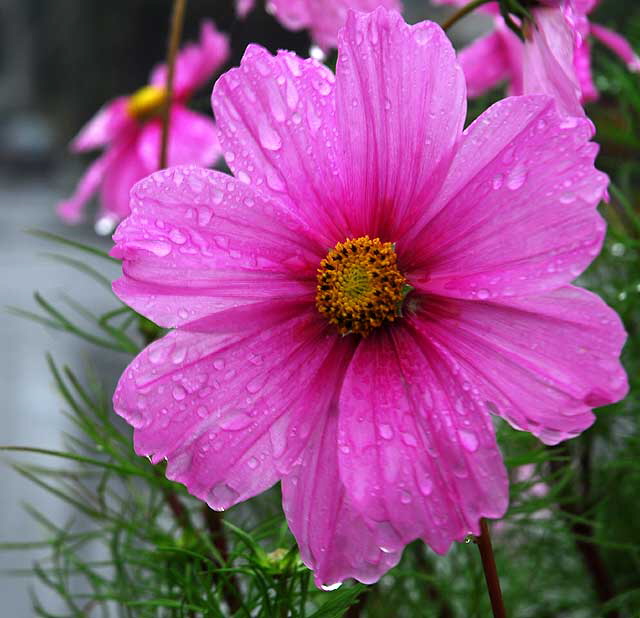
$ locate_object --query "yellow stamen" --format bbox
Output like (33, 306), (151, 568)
(127, 85), (168, 121)
(316, 236), (408, 337)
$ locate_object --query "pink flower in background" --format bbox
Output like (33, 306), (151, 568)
(236, 0), (402, 48)
(112, 9), (627, 587)
(436, 0), (639, 109)
(57, 21), (229, 228)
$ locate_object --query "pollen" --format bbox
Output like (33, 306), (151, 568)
(127, 85), (168, 121)
(316, 236), (409, 337)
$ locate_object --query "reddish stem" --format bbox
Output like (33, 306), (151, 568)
(476, 519), (507, 618)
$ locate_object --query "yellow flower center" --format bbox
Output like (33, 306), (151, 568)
(127, 85), (168, 121)
(316, 236), (409, 337)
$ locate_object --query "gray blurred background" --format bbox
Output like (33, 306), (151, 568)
(0, 1), (481, 614)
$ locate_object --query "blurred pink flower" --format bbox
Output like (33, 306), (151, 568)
(236, 0), (402, 49)
(111, 9), (627, 587)
(436, 0), (639, 110)
(57, 21), (229, 227)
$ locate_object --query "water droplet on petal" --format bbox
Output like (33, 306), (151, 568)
(172, 385), (186, 401)
(258, 121), (282, 151)
(506, 163), (527, 190)
(459, 429), (479, 453)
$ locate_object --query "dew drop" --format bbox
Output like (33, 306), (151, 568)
(95, 214), (118, 236)
(415, 27), (430, 45)
(477, 289), (490, 300)
(459, 429), (479, 453)
(309, 45), (326, 62)
(418, 476), (433, 496)
(506, 163), (527, 190)
(246, 375), (266, 394)
(197, 208), (213, 226)
(379, 424), (394, 440)
(258, 122), (282, 151)
(172, 385), (186, 401)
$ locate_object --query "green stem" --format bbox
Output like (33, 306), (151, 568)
(159, 0), (188, 169)
(441, 0), (496, 31)
(476, 519), (506, 618)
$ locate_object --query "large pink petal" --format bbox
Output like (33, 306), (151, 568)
(112, 165), (322, 329)
(335, 9), (466, 240)
(57, 139), (132, 223)
(338, 327), (508, 555)
(212, 44), (345, 245)
(590, 23), (640, 73)
(151, 20), (230, 99)
(70, 97), (131, 152)
(522, 8), (585, 119)
(405, 95), (608, 299)
(457, 30), (511, 97)
(99, 139), (149, 221)
(417, 286), (628, 445)
(137, 106), (221, 171)
(282, 408), (402, 589)
(113, 313), (350, 510)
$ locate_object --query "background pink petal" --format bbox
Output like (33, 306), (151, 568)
(282, 408), (402, 589)
(522, 8), (585, 118)
(305, 0), (403, 50)
(70, 97), (131, 152)
(416, 286), (628, 445)
(99, 140), (148, 221)
(574, 39), (599, 102)
(137, 106), (222, 170)
(335, 9), (466, 241)
(112, 166), (321, 329)
(590, 23), (640, 72)
(337, 329), (508, 555)
(57, 140), (132, 223)
(267, 0), (312, 31)
(212, 45), (345, 245)
(150, 20), (230, 99)
(236, 0), (255, 18)
(405, 95), (608, 299)
(457, 30), (511, 97)
(113, 315), (345, 510)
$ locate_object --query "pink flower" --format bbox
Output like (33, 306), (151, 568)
(111, 9), (627, 587)
(236, 0), (402, 49)
(436, 0), (639, 108)
(57, 21), (229, 227)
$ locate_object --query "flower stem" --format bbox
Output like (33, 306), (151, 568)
(441, 0), (495, 31)
(159, 0), (188, 169)
(476, 519), (507, 618)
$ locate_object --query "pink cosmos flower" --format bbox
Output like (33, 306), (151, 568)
(436, 0), (639, 108)
(236, 0), (402, 49)
(111, 8), (627, 587)
(57, 21), (229, 227)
